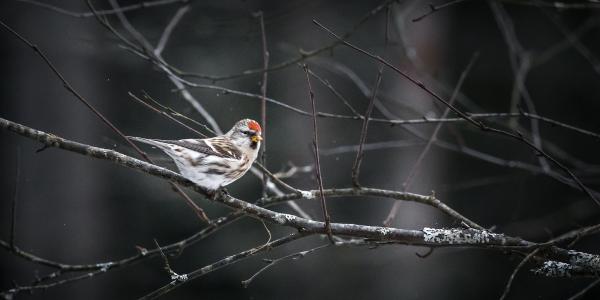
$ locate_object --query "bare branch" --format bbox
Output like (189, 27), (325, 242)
(155, 5), (190, 56)
(303, 63), (334, 244)
(254, 10), (270, 197)
(351, 66), (383, 188)
(241, 244), (329, 288)
(499, 248), (541, 300)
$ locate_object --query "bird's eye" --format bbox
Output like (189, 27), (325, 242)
(242, 131), (251, 136)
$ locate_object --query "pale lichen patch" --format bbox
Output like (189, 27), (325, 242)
(422, 227), (502, 244)
(300, 190), (314, 200)
(97, 262), (114, 272)
(567, 250), (600, 271)
(378, 227), (392, 236)
(171, 273), (188, 282)
(532, 261), (576, 277)
(272, 214), (287, 225)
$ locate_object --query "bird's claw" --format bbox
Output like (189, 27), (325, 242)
(208, 187), (229, 201)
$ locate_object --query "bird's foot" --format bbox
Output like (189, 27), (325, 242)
(208, 187), (229, 201)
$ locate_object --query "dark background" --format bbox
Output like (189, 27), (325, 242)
(1, 0), (600, 299)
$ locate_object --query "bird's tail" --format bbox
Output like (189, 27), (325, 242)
(127, 136), (168, 148)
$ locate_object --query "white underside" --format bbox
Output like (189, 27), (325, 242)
(131, 136), (256, 190)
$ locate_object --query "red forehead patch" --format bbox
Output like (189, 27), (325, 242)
(248, 120), (262, 132)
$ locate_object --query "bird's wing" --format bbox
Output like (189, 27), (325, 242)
(157, 137), (242, 160)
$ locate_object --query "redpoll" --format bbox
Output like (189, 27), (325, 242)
(129, 119), (262, 190)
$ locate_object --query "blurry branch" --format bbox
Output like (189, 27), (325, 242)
(241, 243), (330, 288)
(502, 0), (600, 9)
(541, 10), (600, 75)
(154, 5), (190, 56)
(490, 0), (550, 173)
(384, 53), (479, 226)
(272, 163), (314, 179)
(173, 0), (396, 82)
(254, 10), (269, 197)
(500, 248), (542, 300)
(7, 117), (600, 297)
(412, 0), (470, 22)
(9, 149), (20, 250)
(313, 19), (600, 208)
(303, 64), (334, 243)
(533, 17), (600, 67)
(0, 18), (211, 223)
(17, 0), (187, 18)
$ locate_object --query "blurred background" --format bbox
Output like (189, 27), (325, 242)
(1, 0), (600, 299)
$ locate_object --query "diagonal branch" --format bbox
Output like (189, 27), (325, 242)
(2, 116), (600, 297)
(303, 64), (334, 243)
(254, 10), (270, 197)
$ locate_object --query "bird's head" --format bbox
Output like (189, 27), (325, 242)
(228, 119), (262, 150)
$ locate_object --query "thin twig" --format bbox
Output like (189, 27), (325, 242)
(499, 248), (541, 300)
(128, 92), (207, 138)
(241, 243), (330, 288)
(141, 91), (216, 136)
(352, 67), (383, 188)
(306, 68), (361, 116)
(139, 234), (306, 299)
(254, 10), (270, 198)
(153, 239), (187, 282)
(351, 7), (390, 188)
(302, 64), (334, 244)
(254, 220), (273, 252)
(412, 0), (470, 22)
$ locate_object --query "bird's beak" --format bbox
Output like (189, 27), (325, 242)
(251, 135), (262, 143)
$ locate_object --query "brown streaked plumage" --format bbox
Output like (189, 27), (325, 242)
(129, 119), (262, 190)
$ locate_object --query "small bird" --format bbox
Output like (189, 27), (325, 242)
(129, 119), (262, 190)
